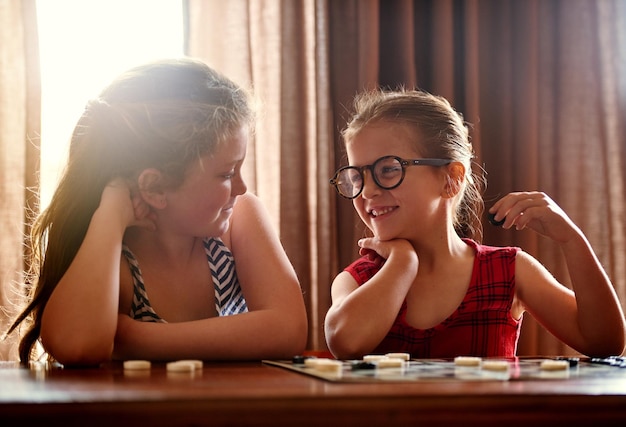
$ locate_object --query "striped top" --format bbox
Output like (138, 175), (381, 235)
(122, 237), (248, 322)
(344, 239), (521, 358)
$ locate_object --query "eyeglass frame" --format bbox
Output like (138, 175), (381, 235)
(329, 155), (453, 199)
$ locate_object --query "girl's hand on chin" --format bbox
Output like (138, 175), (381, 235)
(358, 237), (415, 261)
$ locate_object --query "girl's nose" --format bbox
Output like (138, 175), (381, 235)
(359, 170), (380, 199)
(233, 174), (247, 196)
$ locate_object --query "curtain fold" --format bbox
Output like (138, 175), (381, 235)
(187, 0), (335, 349)
(0, 0), (40, 360)
(150, 0), (625, 355)
(0, 0), (622, 359)
(344, 0), (626, 356)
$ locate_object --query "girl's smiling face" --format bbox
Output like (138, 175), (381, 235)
(161, 126), (248, 238)
(346, 122), (447, 242)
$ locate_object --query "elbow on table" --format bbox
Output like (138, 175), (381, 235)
(279, 312), (309, 357)
(577, 326), (626, 358)
(41, 333), (112, 367)
(587, 337), (626, 358)
(324, 325), (372, 360)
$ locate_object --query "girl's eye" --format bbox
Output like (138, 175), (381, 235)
(222, 168), (238, 179)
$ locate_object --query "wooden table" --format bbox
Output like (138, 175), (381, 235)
(1, 359), (626, 426)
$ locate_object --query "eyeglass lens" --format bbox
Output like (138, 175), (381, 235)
(336, 156), (404, 198)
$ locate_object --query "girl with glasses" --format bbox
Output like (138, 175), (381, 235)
(7, 58), (307, 366)
(325, 89), (625, 360)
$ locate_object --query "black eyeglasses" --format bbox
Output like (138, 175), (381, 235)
(329, 155), (452, 199)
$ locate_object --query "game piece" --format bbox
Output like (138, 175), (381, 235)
(363, 355), (387, 363)
(123, 360), (151, 370)
(385, 352), (411, 361)
(351, 361), (376, 371)
(304, 357), (321, 368)
(311, 359), (342, 374)
(377, 358), (405, 369)
(166, 360), (196, 372)
(540, 360), (569, 371)
(175, 359), (203, 369)
(590, 357), (626, 368)
(292, 355), (313, 365)
(481, 360), (509, 371)
(454, 356), (482, 367)
(555, 357), (579, 367)
(488, 212), (506, 226)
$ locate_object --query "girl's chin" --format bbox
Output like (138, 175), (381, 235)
(371, 231), (397, 241)
(207, 219), (230, 238)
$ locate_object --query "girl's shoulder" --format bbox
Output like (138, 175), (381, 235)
(462, 238), (520, 258)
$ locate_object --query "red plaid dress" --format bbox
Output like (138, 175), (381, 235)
(344, 239), (521, 358)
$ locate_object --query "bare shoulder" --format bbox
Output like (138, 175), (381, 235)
(229, 192), (283, 256)
(515, 250), (553, 279)
(221, 193), (266, 247)
(231, 192), (269, 228)
(235, 191), (263, 208)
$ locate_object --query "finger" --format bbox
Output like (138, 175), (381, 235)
(358, 247), (378, 261)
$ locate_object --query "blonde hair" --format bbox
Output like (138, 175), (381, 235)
(342, 88), (485, 240)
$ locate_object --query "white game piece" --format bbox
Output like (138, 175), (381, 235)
(175, 359), (203, 370)
(312, 359), (343, 374)
(377, 357), (405, 368)
(303, 357), (322, 368)
(363, 355), (387, 363)
(385, 352), (411, 361)
(123, 360), (151, 370)
(481, 360), (509, 371)
(166, 360), (196, 372)
(540, 359), (569, 371)
(454, 356), (482, 367)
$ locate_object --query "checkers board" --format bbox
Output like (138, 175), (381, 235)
(263, 356), (626, 383)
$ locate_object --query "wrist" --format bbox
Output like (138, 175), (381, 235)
(91, 204), (131, 235)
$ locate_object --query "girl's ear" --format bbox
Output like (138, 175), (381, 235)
(443, 162), (466, 198)
(137, 169), (167, 209)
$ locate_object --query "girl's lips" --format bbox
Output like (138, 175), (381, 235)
(368, 206), (398, 218)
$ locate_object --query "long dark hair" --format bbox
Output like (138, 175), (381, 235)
(6, 58), (253, 363)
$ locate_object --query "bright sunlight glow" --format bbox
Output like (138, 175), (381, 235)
(36, 0), (184, 208)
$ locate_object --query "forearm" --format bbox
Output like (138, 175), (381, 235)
(40, 208), (127, 365)
(114, 308), (307, 361)
(325, 291), (403, 359)
(561, 233), (626, 355)
(326, 256), (416, 359)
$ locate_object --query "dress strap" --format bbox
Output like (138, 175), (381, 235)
(122, 244), (164, 322)
(205, 238), (248, 316)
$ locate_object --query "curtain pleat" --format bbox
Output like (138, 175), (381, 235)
(0, 0), (40, 360)
(184, 0), (626, 355)
(1, 0), (618, 357)
(187, 0), (335, 349)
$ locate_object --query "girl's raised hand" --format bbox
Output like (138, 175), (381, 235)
(489, 191), (579, 244)
(101, 178), (156, 231)
(358, 237), (417, 264)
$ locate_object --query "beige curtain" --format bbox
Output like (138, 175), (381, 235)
(186, 0), (336, 350)
(187, 0), (626, 356)
(0, 0), (623, 359)
(0, 0), (40, 360)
